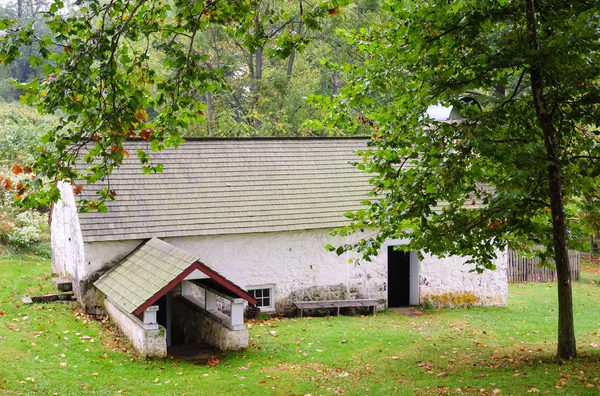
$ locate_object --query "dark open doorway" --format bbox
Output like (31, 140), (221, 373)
(156, 292), (186, 347)
(388, 247), (411, 307)
(156, 291), (216, 362)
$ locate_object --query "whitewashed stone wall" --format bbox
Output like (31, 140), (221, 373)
(53, 180), (508, 312)
(50, 182), (85, 279)
(172, 297), (248, 350)
(418, 250), (508, 307)
(80, 240), (142, 279)
(104, 298), (166, 357)
(71, 230), (388, 313)
(165, 231), (389, 313)
(52, 183), (141, 313)
(70, 230), (508, 312)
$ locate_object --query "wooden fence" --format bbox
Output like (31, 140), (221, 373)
(507, 250), (580, 283)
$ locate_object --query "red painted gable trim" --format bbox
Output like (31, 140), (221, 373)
(132, 262), (257, 316)
(192, 261), (258, 305)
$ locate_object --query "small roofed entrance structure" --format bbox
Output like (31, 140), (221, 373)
(94, 238), (257, 357)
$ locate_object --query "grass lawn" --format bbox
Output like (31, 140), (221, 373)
(1, 257), (600, 395)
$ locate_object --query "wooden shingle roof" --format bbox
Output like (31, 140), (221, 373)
(94, 238), (256, 315)
(77, 138), (371, 242)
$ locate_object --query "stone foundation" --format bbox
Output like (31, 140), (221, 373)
(172, 297), (248, 351)
(275, 283), (380, 316)
(74, 275), (108, 315)
(422, 291), (506, 308)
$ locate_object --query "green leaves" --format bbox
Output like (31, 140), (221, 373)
(319, 0), (600, 272)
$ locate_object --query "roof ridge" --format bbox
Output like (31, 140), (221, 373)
(125, 136), (371, 142)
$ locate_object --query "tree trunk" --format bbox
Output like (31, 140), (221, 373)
(252, 46), (263, 129)
(331, 70), (340, 96)
(525, 0), (577, 359)
(205, 92), (213, 136)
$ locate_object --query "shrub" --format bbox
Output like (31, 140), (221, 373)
(3, 210), (48, 247)
(0, 208), (15, 240)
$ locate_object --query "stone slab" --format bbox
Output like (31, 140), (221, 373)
(52, 277), (73, 292)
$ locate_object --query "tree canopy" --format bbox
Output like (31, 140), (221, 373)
(322, 0), (600, 359)
(0, 0), (365, 209)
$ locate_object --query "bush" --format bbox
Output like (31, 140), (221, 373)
(0, 102), (57, 166)
(0, 206), (48, 248)
(8, 210), (48, 246)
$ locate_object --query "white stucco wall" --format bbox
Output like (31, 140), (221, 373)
(418, 250), (508, 307)
(77, 230), (388, 312)
(51, 182), (85, 279)
(76, 230), (507, 312)
(79, 239), (142, 280)
(165, 231), (388, 307)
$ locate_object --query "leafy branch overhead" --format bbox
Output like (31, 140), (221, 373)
(325, 0), (600, 269)
(0, 0), (349, 209)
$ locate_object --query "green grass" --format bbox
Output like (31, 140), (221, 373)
(2, 257), (600, 395)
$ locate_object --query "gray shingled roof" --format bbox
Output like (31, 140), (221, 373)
(94, 238), (200, 313)
(77, 138), (371, 242)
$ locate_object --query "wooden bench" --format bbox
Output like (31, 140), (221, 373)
(292, 299), (379, 317)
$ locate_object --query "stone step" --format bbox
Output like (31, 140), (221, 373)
(52, 277), (73, 292)
(22, 292), (75, 304)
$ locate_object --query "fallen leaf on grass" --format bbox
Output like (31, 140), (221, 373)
(207, 356), (220, 366)
(528, 388), (540, 393)
(58, 362), (67, 367)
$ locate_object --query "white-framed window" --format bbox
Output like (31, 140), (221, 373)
(246, 284), (275, 311)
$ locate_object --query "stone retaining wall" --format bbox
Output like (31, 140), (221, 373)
(172, 297), (248, 351)
(104, 298), (166, 357)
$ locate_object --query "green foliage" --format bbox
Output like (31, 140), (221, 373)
(322, 1), (600, 271)
(0, 0), (370, 211)
(0, 0), (59, 101)
(0, 102), (57, 166)
(4, 210), (48, 246)
(184, 0), (381, 138)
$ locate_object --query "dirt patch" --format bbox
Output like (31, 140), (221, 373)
(167, 342), (219, 365)
(388, 307), (425, 317)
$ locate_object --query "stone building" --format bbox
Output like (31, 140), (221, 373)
(50, 137), (508, 357)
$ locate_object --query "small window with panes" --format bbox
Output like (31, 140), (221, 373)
(247, 285), (275, 311)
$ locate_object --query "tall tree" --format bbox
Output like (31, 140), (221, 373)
(0, 0), (56, 100)
(323, 0), (600, 359)
(185, 0), (383, 137)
